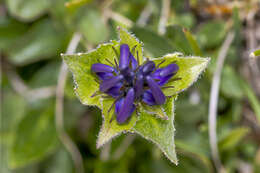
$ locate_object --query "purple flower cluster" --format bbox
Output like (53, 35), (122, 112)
(91, 44), (179, 124)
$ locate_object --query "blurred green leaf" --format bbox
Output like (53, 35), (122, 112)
(8, 103), (59, 169)
(218, 127), (250, 151)
(79, 9), (108, 44)
(240, 80), (260, 124)
(6, 0), (51, 21)
(28, 62), (59, 88)
(152, 53), (210, 96)
(175, 140), (213, 172)
(65, 0), (92, 10)
(183, 28), (202, 56)
(45, 149), (73, 173)
(1, 91), (26, 134)
(0, 16), (28, 50)
(131, 26), (173, 57)
(197, 20), (226, 49)
(165, 25), (193, 55)
(7, 19), (65, 65)
(221, 65), (243, 99)
(134, 96), (178, 164)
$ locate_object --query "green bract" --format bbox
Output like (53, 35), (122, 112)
(62, 28), (210, 164)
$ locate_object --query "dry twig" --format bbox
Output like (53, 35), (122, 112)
(55, 32), (84, 173)
(158, 0), (171, 35)
(208, 31), (235, 172)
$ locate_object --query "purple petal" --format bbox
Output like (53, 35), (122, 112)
(134, 74), (144, 98)
(142, 61), (155, 75)
(142, 90), (156, 105)
(116, 88), (135, 123)
(151, 69), (174, 86)
(119, 44), (130, 70)
(129, 53), (138, 70)
(157, 75), (174, 86)
(96, 72), (114, 80)
(106, 83), (123, 98)
(91, 63), (114, 73)
(146, 75), (166, 105)
(159, 64), (179, 77)
(100, 75), (123, 92)
(115, 98), (124, 115)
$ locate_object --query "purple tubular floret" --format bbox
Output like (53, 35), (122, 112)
(151, 63), (179, 86)
(116, 88), (135, 123)
(134, 74), (144, 98)
(100, 75), (123, 92)
(146, 75), (166, 105)
(159, 64), (179, 77)
(106, 83), (123, 98)
(142, 90), (156, 105)
(91, 63), (114, 73)
(129, 53), (138, 70)
(115, 98), (124, 115)
(119, 44), (130, 70)
(142, 61), (155, 75)
(96, 72), (114, 80)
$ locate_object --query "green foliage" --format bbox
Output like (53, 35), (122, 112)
(6, 0), (51, 21)
(2, 0), (259, 172)
(218, 127), (250, 151)
(79, 9), (108, 44)
(7, 19), (66, 65)
(8, 103), (59, 168)
(197, 20), (226, 49)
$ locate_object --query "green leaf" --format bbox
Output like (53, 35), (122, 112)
(65, 0), (92, 10)
(240, 80), (260, 124)
(152, 53), (210, 96)
(79, 9), (109, 44)
(197, 20), (226, 49)
(0, 17), (28, 51)
(97, 98), (138, 148)
(134, 96), (178, 164)
(221, 65), (243, 99)
(175, 140), (214, 172)
(8, 104), (59, 169)
(131, 26), (173, 57)
(6, 0), (51, 22)
(62, 42), (119, 107)
(7, 19), (65, 65)
(183, 28), (202, 56)
(218, 127), (250, 151)
(165, 25), (193, 55)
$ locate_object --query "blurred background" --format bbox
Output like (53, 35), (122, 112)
(1, 0), (260, 172)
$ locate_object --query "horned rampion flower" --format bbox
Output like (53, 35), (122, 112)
(62, 28), (210, 164)
(91, 44), (179, 124)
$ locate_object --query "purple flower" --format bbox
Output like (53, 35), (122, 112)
(91, 44), (179, 123)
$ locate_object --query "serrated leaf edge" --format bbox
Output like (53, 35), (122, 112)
(134, 96), (178, 165)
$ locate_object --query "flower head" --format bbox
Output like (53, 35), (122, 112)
(91, 44), (179, 124)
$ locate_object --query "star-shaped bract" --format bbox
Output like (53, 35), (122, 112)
(62, 28), (210, 164)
